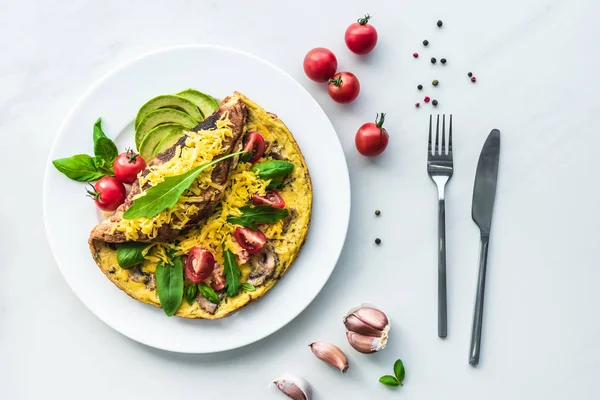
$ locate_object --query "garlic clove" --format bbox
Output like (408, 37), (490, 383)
(272, 374), (312, 400)
(309, 342), (349, 373)
(346, 331), (389, 354)
(343, 314), (385, 337)
(346, 305), (390, 332)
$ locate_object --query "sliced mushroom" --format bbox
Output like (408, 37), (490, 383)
(129, 266), (150, 283)
(282, 208), (298, 232)
(196, 294), (218, 314)
(268, 141), (286, 160)
(247, 245), (278, 287)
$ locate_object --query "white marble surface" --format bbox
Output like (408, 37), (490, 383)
(2, 0), (600, 398)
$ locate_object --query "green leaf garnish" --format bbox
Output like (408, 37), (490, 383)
(379, 375), (400, 387)
(198, 282), (220, 304)
(223, 248), (241, 297)
(92, 118), (117, 172)
(227, 205), (289, 230)
(155, 256), (184, 316)
(52, 154), (105, 182)
(116, 242), (147, 268)
(241, 282), (256, 292)
(123, 151), (243, 220)
(185, 284), (198, 305)
(393, 359), (405, 384)
(251, 160), (294, 185)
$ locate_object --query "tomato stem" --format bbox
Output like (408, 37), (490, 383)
(357, 14), (371, 25)
(375, 113), (386, 129)
(86, 183), (100, 200)
(126, 148), (139, 163)
(329, 75), (343, 87)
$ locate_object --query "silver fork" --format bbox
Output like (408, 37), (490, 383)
(427, 114), (453, 338)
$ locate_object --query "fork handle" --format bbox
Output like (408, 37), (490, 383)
(437, 193), (448, 338)
(469, 236), (489, 366)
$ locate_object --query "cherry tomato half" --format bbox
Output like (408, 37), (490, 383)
(210, 267), (226, 291)
(251, 190), (286, 209)
(185, 247), (215, 283)
(234, 226), (267, 254)
(345, 15), (378, 55)
(328, 72), (360, 104)
(303, 47), (338, 82)
(113, 149), (146, 184)
(355, 113), (389, 157)
(88, 176), (126, 211)
(242, 132), (266, 164)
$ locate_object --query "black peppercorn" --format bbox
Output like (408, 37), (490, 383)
(441, 58), (447, 64)
(375, 238), (381, 245)
(468, 72), (473, 77)
(375, 210), (381, 216)
(437, 20), (443, 27)
(423, 39), (429, 46)
(417, 84), (423, 90)
(432, 99), (439, 106)
(431, 57), (437, 64)
(432, 79), (439, 86)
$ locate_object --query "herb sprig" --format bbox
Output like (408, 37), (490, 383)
(379, 359), (406, 387)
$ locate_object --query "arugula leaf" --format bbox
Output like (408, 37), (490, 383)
(198, 282), (220, 304)
(185, 284), (198, 305)
(52, 154), (104, 182)
(223, 248), (241, 297)
(123, 151), (243, 220)
(116, 242), (147, 268)
(155, 256), (184, 316)
(227, 205), (289, 230)
(393, 359), (405, 384)
(92, 118), (118, 170)
(251, 160), (294, 184)
(379, 375), (400, 387)
(241, 282), (256, 292)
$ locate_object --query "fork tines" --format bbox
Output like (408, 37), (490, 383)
(428, 114), (453, 157)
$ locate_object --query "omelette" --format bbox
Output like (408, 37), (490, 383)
(89, 92), (312, 318)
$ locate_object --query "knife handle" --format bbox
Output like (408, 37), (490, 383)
(469, 236), (489, 366)
(437, 196), (448, 338)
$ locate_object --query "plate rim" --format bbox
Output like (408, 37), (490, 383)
(43, 44), (351, 353)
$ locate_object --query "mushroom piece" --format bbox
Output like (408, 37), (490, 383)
(247, 246), (278, 287)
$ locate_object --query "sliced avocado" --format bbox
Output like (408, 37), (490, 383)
(135, 109), (196, 149)
(138, 123), (184, 161)
(135, 95), (203, 129)
(153, 130), (187, 157)
(177, 89), (219, 119)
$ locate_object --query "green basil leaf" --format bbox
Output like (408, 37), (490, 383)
(240, 151), (253, 163)
(198, 282), (220, 304)
(251, 160), (294, 183)
(223, 248), (241, 297)
(185, 284), (198, 305)
(241, 282), (256, 292)
(116, 242), (147, 268)
(123, 151), (243, 220)
(379, 375), (400, 387)
(93, 118), (107, 143)
(155, 256), (184, 316)
(52, 154), (104, 182)
(227, 205), (289, 230)
(92, 118), (118, 168)
(393, 359), (405, 384)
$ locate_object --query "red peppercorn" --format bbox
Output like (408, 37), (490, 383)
(413, 52), (419, 58)
(424, 96), (431, 103)
(415, 102), (420, 108)
(471, 76), (477, 83)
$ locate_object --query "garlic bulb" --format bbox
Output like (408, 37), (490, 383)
(343, 305), (390, 354)
(272, 374), (312, 400)
(309, 342), (349, 373)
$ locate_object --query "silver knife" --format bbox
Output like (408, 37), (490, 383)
(469, 129), (501, 366)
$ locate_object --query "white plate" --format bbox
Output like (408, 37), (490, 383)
(43, 45), (350, 354)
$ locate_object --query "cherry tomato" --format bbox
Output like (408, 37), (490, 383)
(303, 47), (338, 82)
(355, 113), (389, 156)
(113, 149), (146, 184)
(210, 267), (226, 291)
(251, 190), (285, 209)
(185, 247), (215, 283)
(242, 132), (266, 164)
(345, 15), (378, 55)
(328, 72), (360, 104)
(87, 176), (126, 211)
(234, 227), (267, 254)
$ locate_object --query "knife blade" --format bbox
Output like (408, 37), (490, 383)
(469, 129), (501, 366)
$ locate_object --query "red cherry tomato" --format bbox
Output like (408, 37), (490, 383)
(234, 227), (267, 254)
(185, 247), (215, 283)
(355, 113), (389, 156)
(251, 190), (285, 209)
(303, 47), (338, 82)
(210, 267), (226, 291)
(328, 72), (360, 104)
(345, 15), (378, 55)
(88, 176), (126, 211)
(113, 149), (146, 184)
(242, 132), (266, 163)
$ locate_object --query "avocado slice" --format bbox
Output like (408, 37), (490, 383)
(153, 130), (187, 157)
(135, 95), (203, 129)
(138, 123), (184, 161)
(177, 89), (219, 119)
(135, 109), (196, 149)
